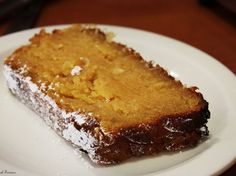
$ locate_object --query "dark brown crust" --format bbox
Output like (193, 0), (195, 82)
(74, 105), (209, 164)
(3, 25), (210, 165)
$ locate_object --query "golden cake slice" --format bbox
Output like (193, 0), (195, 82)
(3, 25), (210, 164)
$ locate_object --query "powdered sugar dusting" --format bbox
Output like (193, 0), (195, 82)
(18, 64), (28, 74)
(40, 82), (46, 91)
(63, 123), (97, 155)
(3, 64), (100, 164)
(164, 119), (184, 133)
(71, 66), (82, 76)
(25, 76), (39, 93)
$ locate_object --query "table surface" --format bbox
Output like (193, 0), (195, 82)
(0, 0), (235, 175)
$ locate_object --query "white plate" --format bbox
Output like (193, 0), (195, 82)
(0, 25), (236, 176)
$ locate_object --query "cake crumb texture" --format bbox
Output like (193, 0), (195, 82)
(4, 25), (207, 133)
(3, 25), (210, 164)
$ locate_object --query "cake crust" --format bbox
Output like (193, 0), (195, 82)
(3, 25), (210, 165)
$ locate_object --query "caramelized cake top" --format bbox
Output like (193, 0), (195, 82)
(5, 25), (206, 132)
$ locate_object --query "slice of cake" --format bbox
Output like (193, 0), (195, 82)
(3, 25), (210, 165)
